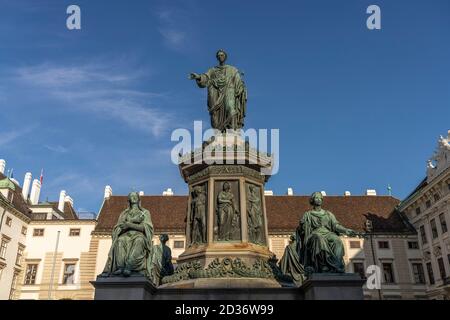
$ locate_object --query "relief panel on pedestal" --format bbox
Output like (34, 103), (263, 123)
(246, 183), (266, 245)
(189, 182), (208, 246)
(213, 180), (241, 242)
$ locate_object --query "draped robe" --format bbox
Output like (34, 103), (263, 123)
(217, 190), (237, 241)
(296, 209), (346, 273)
(196, 64), (247, 131)
(102, 206), (157, 280)
(279, 236), (305, 286)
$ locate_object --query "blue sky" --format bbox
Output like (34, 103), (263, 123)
(0, 0), (449, 213)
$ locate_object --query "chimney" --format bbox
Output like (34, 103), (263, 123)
(58, 190), (66, 211)
(0, 159), (5, 174)
(22, 172), (32, 199)
(366, 189), (377, 196)
(64, 195), (74, 207)
(139, 191), (144, 196)
(344, 191), (351, 196)
(162, 188), (174, 196)
(321, 191), (327, 196)
(29, 179), (41, 205)
(264, 190), (274, 196)
(104, 185), (113, 199)
(287, 188), (294, 196)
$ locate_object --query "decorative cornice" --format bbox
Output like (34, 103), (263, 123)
(0, 198), (31, 224)
(187, 165), (266, 184)
(29, 219), (96, 225)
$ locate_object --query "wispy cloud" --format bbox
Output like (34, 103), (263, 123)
(46, 172), (98, 196)
(14, 63), (173, 137)
(156, 7), (192, 50)
(44, 144), (69, 153)
(0, 127), (35, 147)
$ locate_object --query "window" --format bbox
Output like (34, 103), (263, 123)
(411, 263), (426, 284)
(69, 229), (80, 237)
(0, 239), (8, 259)
(420, 226), (427, 245)
(63, 264), (76, 284)
(439, 213), (447, 234)
(15, 245), (24, 265)
(353, 262), (366, 279)
(408, 241), (419, 249)
(9, 271), (19, 300)
(430, 219), (438, 239)
(426, 262), (435, 285)
(0, 266), (4, 280)
(173, 241), (185, 249)
(33, 228), (44, 237)
(5, 216), (12, 227)
(433, 193), (440, 202)
(426, 200), (431, 208)
(437, 258), (446, 280)
(21, 226), (27, 235)
(24, 264), (38, 285)
(382, 263), (395, 284)
(415, 207), (421, 216)
(378, 241), (389, 249)
(349, 241), (361, 249)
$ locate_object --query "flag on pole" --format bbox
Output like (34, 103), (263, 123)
(40, 169), (44, 185)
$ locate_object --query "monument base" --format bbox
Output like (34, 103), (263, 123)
(92, 276), (302, 300)
(92, 273), (365, 300)
(92, 276), (156, 300)
(300, 273), (365, 300)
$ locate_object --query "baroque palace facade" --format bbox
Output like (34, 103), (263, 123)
(1, 131), (449, 300)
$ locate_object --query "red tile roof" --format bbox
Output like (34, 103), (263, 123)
(94, 194), (414, 235)
(48, 201), (79, 220)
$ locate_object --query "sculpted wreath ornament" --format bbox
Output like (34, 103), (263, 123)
(161, 256), (288, 284)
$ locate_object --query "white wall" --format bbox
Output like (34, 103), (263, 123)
(0, 208), (28, 300)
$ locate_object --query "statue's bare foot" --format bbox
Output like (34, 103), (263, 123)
(112, 269), (123, 276)
(123, 269), (131, 277)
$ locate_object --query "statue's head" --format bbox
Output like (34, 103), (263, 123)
(159, 234), (169, 244)
(223, 181), (231, 191)
(216, 49), (227, 64)
(195, 185), (203, 194)
(128, 191), (141, 207)
(309, 191), (323, 206)
(249, 185), (256, 193)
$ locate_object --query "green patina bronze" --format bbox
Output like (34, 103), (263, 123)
(162, 256), (287, 284)
(246, 184), (264, 245)
(216, 181), (240, 241)
(279, 233), (305, 286)
(296, 192), (362, 275)
(190, 49), (247, 132)
(100, 192), (161, 284)
(190, 185), (207, 245)
(154, 234), (174, 282)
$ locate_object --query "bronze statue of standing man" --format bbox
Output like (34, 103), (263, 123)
(190, 49), (247, 132)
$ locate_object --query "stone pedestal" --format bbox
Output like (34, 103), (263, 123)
(177, 132), (274, 269)
(92, 276), (156, 300)
(92, 276), (303, 300)
(300, 273), (365, 300)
